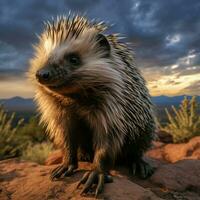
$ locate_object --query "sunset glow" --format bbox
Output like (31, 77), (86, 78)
(147, 73), (200, 96)
(0, 79), (34, 98)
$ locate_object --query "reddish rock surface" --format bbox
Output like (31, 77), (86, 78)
(147, 136), (200, 163)
(1, 137), (200, 200)
(1, 158), (200, 200)
(0, 159), (162, 200)
(45, 150), (63, 166)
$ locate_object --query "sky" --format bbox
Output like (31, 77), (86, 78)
(0, 0), (200, 98)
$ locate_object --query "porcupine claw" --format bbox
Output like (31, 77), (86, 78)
(77, 170), (113, 197)
(50, 164), (77, 180)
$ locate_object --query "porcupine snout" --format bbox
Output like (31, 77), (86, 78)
(36, 63), (68, 86)
(36, 67), (52, 83)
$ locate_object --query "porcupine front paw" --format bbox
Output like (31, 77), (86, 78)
(77, 169), (113, 197)
(50, 163), (78, 180)
(131, 159), (154, 179)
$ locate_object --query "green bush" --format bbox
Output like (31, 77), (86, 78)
(0, 106), (49, 161)
(16, 116), (47, 143)
(0, 105), (24, 160)
(21, 142), (53, 164)
(160, 96), (200, 143)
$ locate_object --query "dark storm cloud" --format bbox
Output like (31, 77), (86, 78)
(0, 0), (67, 77)
(0, 0), (200, 80)
(131, 0), (200, 68)
(64, 0), (100, 11)
(0, 0), (66, 49)
(0, 41), (30, 79)
(0, 69), (25, 81)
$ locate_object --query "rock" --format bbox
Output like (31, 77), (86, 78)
(146, 142), (165, 161)
(104, 177), (162, 200)
(2, 139), (200, 200)
(0, 159), (163, 200)
(164, 136), (200, 162)
(163, 143), (188, 163)
(151, 159), (200, 192)
(45, 150), (63, 165)
(147, 136), (200, 163)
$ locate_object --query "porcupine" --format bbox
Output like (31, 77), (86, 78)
(28, 14), (156, 196)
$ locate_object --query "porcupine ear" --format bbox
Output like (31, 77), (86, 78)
(96, 33), (111, 57)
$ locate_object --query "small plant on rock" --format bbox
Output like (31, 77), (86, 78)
(160, 96), (200, 143)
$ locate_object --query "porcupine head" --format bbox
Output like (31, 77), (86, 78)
(28, 15), (120, 100)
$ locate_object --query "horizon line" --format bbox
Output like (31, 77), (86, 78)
(1, 94), (200, 100)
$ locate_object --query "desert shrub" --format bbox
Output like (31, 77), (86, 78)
(0, 105), (24, 160)
(159, 96), (200, 143)
(0, 106), (48, 161)
(21, 142), (53, 164)
(16, 116), (46, 143)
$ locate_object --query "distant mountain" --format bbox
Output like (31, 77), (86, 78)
(0, 96), (35, 111)
(0, 95), (199, 112)
(152, 95), (200, 106)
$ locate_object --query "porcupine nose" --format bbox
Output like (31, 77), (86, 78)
(36, 68), (51, 83)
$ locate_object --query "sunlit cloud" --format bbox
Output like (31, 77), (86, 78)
(171, 64), (179, 69)
(168, 51), (199, 71)
(166, 34), (181, 46)
(144, 72), (200, 96)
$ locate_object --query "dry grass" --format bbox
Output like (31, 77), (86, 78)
(21, 142), (53, 164)
(159, 96), (200, 143)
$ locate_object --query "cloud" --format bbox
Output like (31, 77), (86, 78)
(132, 0), (200, 69)
(0, 41), (30, 80)
(0, 0), (200, 96)
(1, 0), (200, 62)
(64, 0), (100, 11)
(166, 34), (181, 47)
(182, 80), (200, 95)
(144, 70), (200, 96)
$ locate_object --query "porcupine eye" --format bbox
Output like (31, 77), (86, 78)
(64, 53), (81, 66)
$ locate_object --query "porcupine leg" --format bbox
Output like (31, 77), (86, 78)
(131, 140), (154, 179)
(131, 157), (154, 179)
(77, 148), (113, 197)
(51, 117), (78, 180)
(50, 146), (78, 180)
(123, 134), (154, 179)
